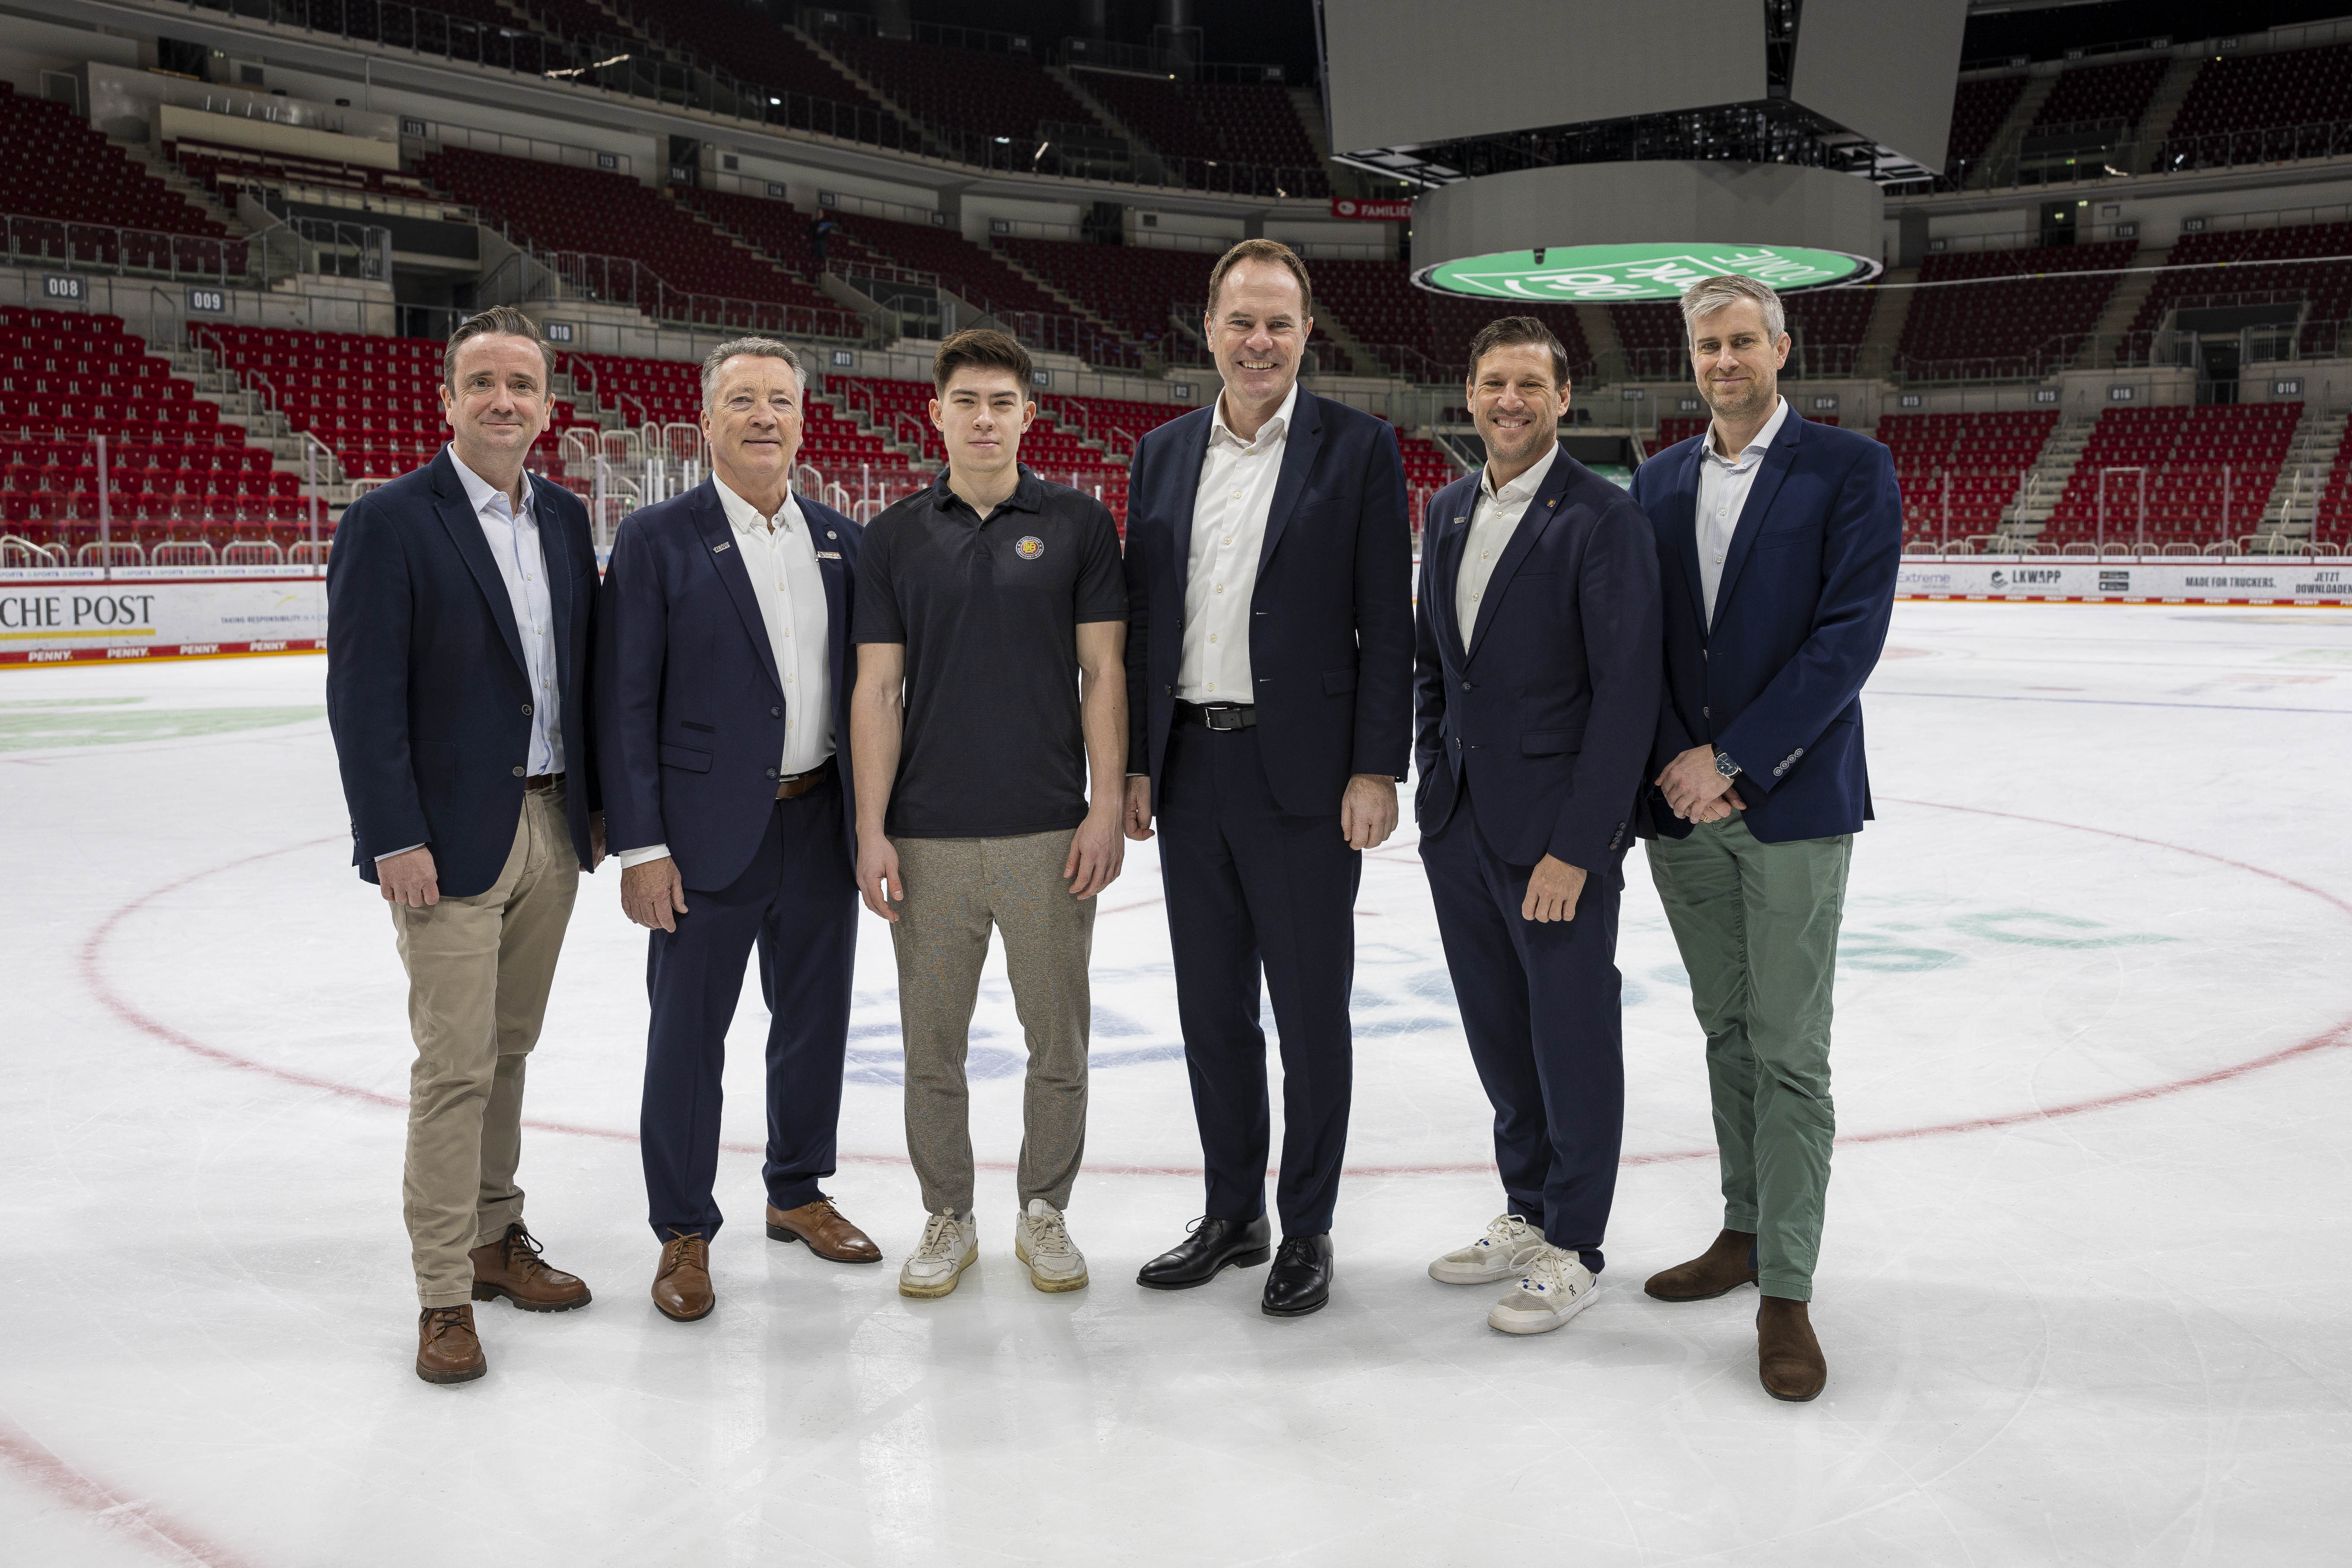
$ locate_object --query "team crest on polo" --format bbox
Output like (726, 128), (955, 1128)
(1015, 535), (1045, 560)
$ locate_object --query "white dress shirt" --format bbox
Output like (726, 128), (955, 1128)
(1455, 442), (1559, 651)
(614, 477), (831, 871)
(1695, 395), (1791, 626)
(1178, 380), (1299, 702)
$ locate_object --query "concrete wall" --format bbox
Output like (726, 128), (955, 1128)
(0, 15), (139, 99)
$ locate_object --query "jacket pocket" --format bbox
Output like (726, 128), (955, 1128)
(1521, 728), (1579, 756)
(659, 743), (713, 773)
(1752, 524), (1824, 553)
(1322, 667), (1358, 695)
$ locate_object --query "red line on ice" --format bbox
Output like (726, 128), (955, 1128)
(0, 1416), (265, 1568)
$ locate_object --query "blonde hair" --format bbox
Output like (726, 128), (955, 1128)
(1679, 275), (1786, 343)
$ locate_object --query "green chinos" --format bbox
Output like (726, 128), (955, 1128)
(1646, 813), (1851, 1301)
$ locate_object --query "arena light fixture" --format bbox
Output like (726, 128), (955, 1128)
(1413, 242), (1877, 302)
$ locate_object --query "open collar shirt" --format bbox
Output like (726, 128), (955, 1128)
(1695, 394), (1790, 626)
(1178, 379), (1299, 703)
(1455, 441), (1560, 652)
(449, 447), (562, 776)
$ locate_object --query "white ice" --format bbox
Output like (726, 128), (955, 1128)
(2, 602), (2349, 1566)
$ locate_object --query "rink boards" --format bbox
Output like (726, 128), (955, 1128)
(0, 557), (2345, 666)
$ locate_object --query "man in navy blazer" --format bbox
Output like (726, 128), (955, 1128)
(1629, 275), (1902, 1403)
(597, 338), (876, 1324)
(1121, 240), (1414, 1317)
(327, 306), (602, 1386)
(1414, 318), (1661, 1337)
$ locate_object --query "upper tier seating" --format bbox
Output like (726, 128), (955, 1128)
(1946, 74), (2027, 175)
(676, 187), (861, 279)
(1065, 70), (1328, 195)
(837, 214), (1143, 369)
(2029, 57), (2167, 132)
(628, 0), (907, 137)
(1873, 410), (2057, 543)
(2040, 402), (2299, 551)
(1609, 292), (1868, 376)
(1897, 240), (2134, 379)
(2119, 222), (2352, 359)
(1313, 259), (1591, 382)
(415, 149), (857, 336)
(2162, 41), (2352, 164)
(0, 84), (243, 275)
(0, 307), (299, 555)
(824, 32), (1104, 149)
(993, 238), (1248, 368)
(168, 137), (442, 207)
(196, 324), (578, 485)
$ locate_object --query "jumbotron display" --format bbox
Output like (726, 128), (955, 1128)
(1413, 242), (1878, 302)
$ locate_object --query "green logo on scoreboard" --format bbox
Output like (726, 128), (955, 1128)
(1415, 243), (1875, 302)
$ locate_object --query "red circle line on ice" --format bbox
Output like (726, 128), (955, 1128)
(78, 800), (2352, 1177)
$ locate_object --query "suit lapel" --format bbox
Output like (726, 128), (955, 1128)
(1464, 448), (1573, 664)
(1428, 483), (1474, 660)
(1168, 406), (1214, 582)
(1254, 389), (1322, 582)
(1666, 439), (1709, 639)
(530, 474), (573, 676)
(431, 452), (528, 679)
(1709, 412), (1803, 636)
(688, 481), (786, 700)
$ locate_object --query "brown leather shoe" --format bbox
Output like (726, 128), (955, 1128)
(1758, 1296), (1827, 1402)
(470, 1223), (592, 1312)
(767, 1197), (882, 1263)
(652, 1230), (714, 1322)
(416, 1304), (486, 1385)
(1643, 1228), (1759, 1301)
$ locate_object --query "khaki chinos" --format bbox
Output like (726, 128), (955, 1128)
(390, 783), (579, 1308)
(1645, 811), (1851, 1302)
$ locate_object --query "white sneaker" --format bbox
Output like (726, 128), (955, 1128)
(1487, 1247), (1601, 1335)
(1428, 1213), (1551, 1285)
(1013, 1199), (1089, 1293)
(898, 1211), (978, 1299)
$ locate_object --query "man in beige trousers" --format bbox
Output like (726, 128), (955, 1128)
(326, 306), (605, 1384)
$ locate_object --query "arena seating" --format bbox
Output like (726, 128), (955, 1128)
(1610, 289), (1867, 377)
(628, 0), (906, 134)
(837, 214), (1144, 368)
(2117, 221), (2352, 360)
(2314, 424), (2352, 551)
(2040, 402), (2300, 551)
(0, 83), (243, 274)
(1393, 424), (1461, 509)
(1897, 240), (2134, 379)
(2028, 56), (2167, 133)
(993, 238), (1244, 367)
(168, 137), (442, 207)
(1945, 73), (2027, 176)
(2161, 42), (2352, 165)
(414, 148), (857, 335)
(822, 31), (1105, 149)
(1066, 70), (1327, 194)
(1314, 259), (1591, 382)
(1874, 410), (2058, 544)
(194, 324), (579, 485)
(675, 187), (874, 280)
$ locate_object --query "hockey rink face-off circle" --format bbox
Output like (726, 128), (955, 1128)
(5, 601), (2352, 1565)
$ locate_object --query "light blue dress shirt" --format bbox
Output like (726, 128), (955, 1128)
(450, 447), (564, 776)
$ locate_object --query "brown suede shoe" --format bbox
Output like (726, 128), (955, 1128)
(1758, 1296), (1827, 1402)
(767, 1197), (882, 1263)
(416, 1304), (486, 1385)
(1643, 1228), (1760, 1301)
(652, 1230), (714, 1322)
(470, 1223), (592, 1312)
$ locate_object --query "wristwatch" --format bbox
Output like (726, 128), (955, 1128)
(1713, 749), (1742, 781)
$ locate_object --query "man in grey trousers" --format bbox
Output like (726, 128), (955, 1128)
(849, 329), (1130, 1301)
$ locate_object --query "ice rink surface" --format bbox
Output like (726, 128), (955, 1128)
(3, 602), (2349, 1566)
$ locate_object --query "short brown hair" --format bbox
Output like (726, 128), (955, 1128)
(442, 305), (554, 391)
(933, 328), (1033, 394)
(1205, 238), (1314, 323)
(1467, 315), (1572, 388)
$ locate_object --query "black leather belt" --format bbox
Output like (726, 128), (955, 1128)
(777, 756), (837, 799)
(523, 771), (564, 792)
(1174, 700), (1257, 731)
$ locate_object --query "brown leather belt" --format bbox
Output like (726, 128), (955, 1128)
(524, 771), (564, 792)
(777, 756), (836, 799)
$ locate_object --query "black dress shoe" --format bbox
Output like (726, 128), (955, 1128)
(1261, 1233), (1334, 1317)
(1136, 1215), (1273, 1290)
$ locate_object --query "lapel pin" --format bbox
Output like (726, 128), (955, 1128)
(713, 541), (732, 553)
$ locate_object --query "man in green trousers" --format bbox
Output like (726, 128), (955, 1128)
(1625, 275), (1903, 1402)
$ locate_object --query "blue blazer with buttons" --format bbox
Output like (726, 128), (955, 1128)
(595, 479), (862, 891)
(1414, 449), (1662, 872)
(1122, 388), (1414, 818)
(1628, 412), (1903, 846)
(326, 447), (601, 901)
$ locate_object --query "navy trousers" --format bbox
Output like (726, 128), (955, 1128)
(1419, 776), (1624, 1274)
(640, 775), (856, 1240)
(1157, 721), (1360, 1237)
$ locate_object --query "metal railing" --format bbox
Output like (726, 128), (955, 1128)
(479, 247), (865, 342)
(1941, 113), (2352, 191)
(3, 214), (250, 284)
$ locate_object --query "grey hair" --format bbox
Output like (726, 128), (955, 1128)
(1679, 275), (1786, 344)
(700, 336), (806, 410)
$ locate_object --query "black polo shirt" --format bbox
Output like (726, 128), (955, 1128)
(855, 465), (1127, 839)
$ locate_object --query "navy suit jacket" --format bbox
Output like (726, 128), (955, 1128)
(325, 448), (600, 900)
(1123, 388), (1414, 817)
(595, 480), (863, 891)
(1629, 412), (1903, 846)
(1414, 450), (1663, 872)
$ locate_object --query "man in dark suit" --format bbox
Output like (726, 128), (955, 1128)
(597, 337), (875, 1325)
(1413, 317), (1661, 1336)
(326, 305), (603, 1387)
(1629, 274), (1902, 1402)
(1120, 239), (1414, 1317)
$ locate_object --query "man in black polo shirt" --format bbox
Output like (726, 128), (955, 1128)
(850, 328), (1129, 1301)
